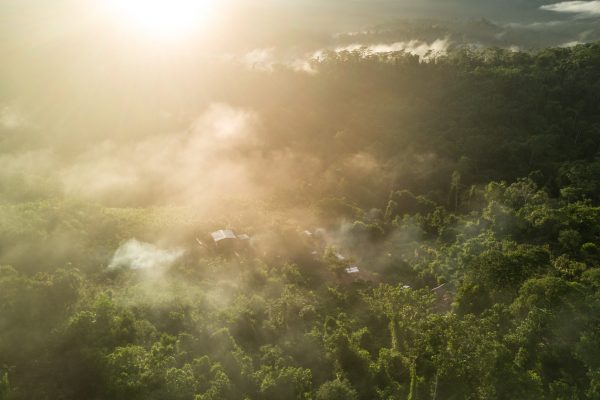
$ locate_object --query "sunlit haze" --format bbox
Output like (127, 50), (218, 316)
(103, 0), (219, 40)
(1, 0), (600, 399)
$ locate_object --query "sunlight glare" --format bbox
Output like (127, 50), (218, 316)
(105, 0), (217, 40)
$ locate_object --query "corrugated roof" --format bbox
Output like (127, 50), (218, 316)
(211, 230), (237, 242)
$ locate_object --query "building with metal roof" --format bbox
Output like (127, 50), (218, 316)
(211, 230), (237, 243)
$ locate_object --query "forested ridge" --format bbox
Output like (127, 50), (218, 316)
(1, 43), (600, 400)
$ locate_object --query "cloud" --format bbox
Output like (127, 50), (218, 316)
(242, 48), (277, 71)
(540, 1), (600, 17)
(234, 40), (450, 75)
(59, 103), (262, 206)
(560, 40), (584, 46)
(0, 101), (330, 210)
(109, 239), (184, 270)
(504, 20), (570, 29)
(236, 48), (318, 74)
(53, 102), (329, 211)
(331, 38), (450, 60)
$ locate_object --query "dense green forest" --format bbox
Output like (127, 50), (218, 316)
(2, 42), (600, 400)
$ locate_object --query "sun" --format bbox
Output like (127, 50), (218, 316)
(104, 0), (218, 40)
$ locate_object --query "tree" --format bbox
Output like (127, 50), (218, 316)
(316, 379), (358, 400)
(0, 372), (9, 400)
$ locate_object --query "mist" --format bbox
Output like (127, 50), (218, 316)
(109, 239), (184, 270)
(1, 1), (600, 399)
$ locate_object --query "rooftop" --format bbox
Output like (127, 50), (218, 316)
(211, 229), (237, 242)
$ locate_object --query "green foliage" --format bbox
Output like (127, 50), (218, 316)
(0, 372), (9, 400)
(1, 41), (600, 400)
(316, 198), (365, 223)
(316, 378), (358, 400)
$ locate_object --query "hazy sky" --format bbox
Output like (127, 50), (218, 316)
(1, 0), (599, 55)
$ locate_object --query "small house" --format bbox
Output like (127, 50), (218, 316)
(211, 229), (237, 243)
